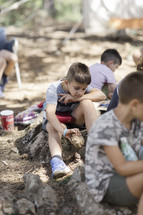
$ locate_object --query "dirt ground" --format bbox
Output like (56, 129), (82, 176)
(0, 17), (143, 214)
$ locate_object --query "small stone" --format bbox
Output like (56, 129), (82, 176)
(70, 134), (85, 148)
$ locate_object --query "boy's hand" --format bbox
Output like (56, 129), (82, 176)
(58, 94), (78, 104)
(65, 128), (81, 138)
(64, 128), (85, 148)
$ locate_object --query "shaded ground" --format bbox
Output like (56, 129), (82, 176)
(0, 17), (143, 214)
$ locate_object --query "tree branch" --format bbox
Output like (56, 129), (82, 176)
(0, 0), (30, 15)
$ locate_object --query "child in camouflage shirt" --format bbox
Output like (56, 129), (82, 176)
(85, 72), (143, 214)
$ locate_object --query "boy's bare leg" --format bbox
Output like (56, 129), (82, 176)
(5, 60), (15, 76)
(46, 123), (66, 157)
(46, 123), (71, 178)
(0, 57), (6, 80)
(126, 173), (143, 215)
(0, 50), (18, 76)
(72, 100), (98, 132)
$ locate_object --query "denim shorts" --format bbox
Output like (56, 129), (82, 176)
(102, 173), (139, 207)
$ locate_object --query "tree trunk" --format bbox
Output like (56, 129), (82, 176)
(42, 0), (56, 18)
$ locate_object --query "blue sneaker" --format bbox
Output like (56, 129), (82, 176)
(50, 157), (72, 178)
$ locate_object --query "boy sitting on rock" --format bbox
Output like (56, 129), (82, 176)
(43, 62), (106, 178)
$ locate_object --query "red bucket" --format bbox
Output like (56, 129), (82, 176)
(1, 110), (14, 131)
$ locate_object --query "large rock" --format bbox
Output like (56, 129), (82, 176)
(14, 111), (88, 166)
(15, 198), (36, 215)
(13, 112), (137, 215)
(68, 165), (137, 215)
(24, 174), (58, 214)
(0, 190), (15, 215)
(0, 174), (59, 215)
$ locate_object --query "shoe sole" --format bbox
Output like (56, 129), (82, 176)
(52, 170), (72, 179)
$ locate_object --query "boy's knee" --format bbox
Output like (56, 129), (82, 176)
(81, 99), (93, 105)
(9, 53), (18, 63)
(46, 123), (57, 134)
(80, 99), (93, 108)
(46, 123), (52, 132)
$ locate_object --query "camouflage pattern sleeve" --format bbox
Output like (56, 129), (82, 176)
(85, 111), (143, 202)
(85, 110), (119, 202)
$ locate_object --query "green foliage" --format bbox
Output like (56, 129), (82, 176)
(55, 0), (82, 22)
(0, 0), (82, 27)
(0, 0), (43, 26)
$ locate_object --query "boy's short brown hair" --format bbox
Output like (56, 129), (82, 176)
(119, 71), (143, 104)
(66, 62), (91, 85)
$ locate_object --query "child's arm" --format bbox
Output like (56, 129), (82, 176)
(59, 88), (106, 104)
(46, 103), (81, 137)
(79, 88), (106, 102)
(104, 145), (143, 176)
